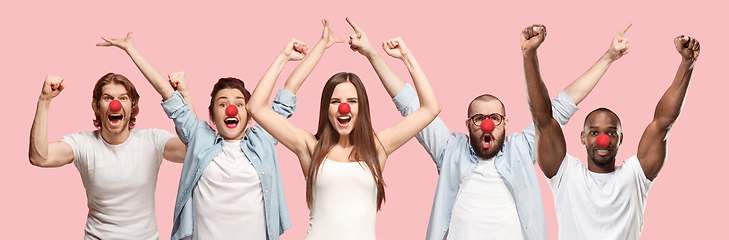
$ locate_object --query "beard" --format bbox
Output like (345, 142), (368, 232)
(469, 130), (506, 160)
(587, 148), (617, 168)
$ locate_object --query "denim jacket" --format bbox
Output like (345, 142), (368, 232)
(161, 90), (296, 240)
(392, 84), (578, 240)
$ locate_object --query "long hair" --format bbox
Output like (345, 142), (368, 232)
(306, 72), (387, 210)
(91, 73), (140, 129)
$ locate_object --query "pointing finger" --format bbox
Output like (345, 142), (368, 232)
(618, 22), (632, 36)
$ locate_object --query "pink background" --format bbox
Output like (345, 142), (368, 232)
(2, 0), (725, 239)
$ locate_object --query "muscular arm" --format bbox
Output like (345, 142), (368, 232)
(637, 35), (699, 181)
(564, 23), (632, 105)
(521, 25), (566, 178)
(28, 75), (74, 167)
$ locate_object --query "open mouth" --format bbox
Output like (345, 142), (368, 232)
(337, 116), (351, 126)
(224, 117), (239, 128)
(596, 149), (610, 156)
(482, 135), (493, 149)
(108, 113), (123, 126)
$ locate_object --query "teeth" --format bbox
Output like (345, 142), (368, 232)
(337, 116), (351, 120)
(110, 114), (122, 117)
(225, 117), (237, 121)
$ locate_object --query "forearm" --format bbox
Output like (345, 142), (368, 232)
(284, 40), (326, 94)
(523, 52), (553, 124)
(125, 45), (175, 100)
(564, 52), (615, 105)
(402, 53), (439, 115)
(366, 52), (406, 98)
(29, 98), (52, 165)
(248, 54), (289, 114)
(654, 58), (695, 128)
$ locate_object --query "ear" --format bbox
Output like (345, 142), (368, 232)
(209, 112), (215, 125)
(465, 119), (470, 130)
(502, 118), (509, 131)
(618, 133), (624, 146)
(580, 131), (586, 145)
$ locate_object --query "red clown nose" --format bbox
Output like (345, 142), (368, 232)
(338, 103), (350, 114)
(109, 100), (122, 112)
(225, 105), (238, 117)
(596, 134), (610, 148)
(480, 119), (495, 133)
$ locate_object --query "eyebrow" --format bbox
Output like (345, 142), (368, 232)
(216, 96), (245, 101)
(588, 126), (618, 130)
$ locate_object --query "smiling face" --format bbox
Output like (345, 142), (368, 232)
(581, 109), (623, 170)
(466, 98), (508, 159)
(328, 82), (359, 136)
(211, 88), (248, 140)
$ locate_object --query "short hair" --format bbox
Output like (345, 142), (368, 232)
(468, 94), (506, 117)
(91, 73), (140, 129)
(208, 77), (252, 124)
(583, 107), (622, 130)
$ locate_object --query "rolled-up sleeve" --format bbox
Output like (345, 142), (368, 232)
(161, 91), (200, 145)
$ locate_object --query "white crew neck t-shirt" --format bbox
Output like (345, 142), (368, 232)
(192, 139), (266, 240)
(548, 154), (652, 240)
(447, 157), (525, 240)
(61, 128), (174, 240)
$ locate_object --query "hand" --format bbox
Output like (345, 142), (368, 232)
(168, 71), (189, 94)
(96, 32), (135, 51)
(40, 75), (65, 101)
(606, 23), (632, 61)
(321, 19), (344, 48)
(520, 24), (547, 56)
(382, 37), (411, 59)
(346, 17), (376, 56)
(281, 38), (308, 61)
(675, 35), (700, 60)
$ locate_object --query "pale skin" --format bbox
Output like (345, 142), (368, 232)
(247, 18), (441, 176)
(579, 35), (699, 180)
(28, 75), (187, 167)
(521, 23), (635, 178)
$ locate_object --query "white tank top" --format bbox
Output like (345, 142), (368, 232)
(305, 159), (378, 240)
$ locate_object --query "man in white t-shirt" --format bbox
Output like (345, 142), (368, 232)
(529, 24), (701, 239)
(28, 73), (188, 240)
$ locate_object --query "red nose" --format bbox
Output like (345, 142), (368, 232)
(480, 119), (495, 133)
(596, 134), (610, 148)
(338, 103), (350, 114)
(109, 100), (122, 112)
(225, 105), (238, 117)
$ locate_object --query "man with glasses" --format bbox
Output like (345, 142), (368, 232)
(363, 23), (633, 240)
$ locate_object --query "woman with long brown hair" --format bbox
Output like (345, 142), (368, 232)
(247, 18), (441, 239)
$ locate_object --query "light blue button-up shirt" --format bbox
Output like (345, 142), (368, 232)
(161, 90), (296, 240)
(392, 84), (578, 240)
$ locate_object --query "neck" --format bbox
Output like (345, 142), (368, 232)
(587, 160), (617, 173)
(100, 128), (131, 145)
(337, 134), (352, 148)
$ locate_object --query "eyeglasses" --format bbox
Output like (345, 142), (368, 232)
(468, 113), (505, 127)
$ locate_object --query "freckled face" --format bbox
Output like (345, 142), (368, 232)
(328, 82), (358, 136)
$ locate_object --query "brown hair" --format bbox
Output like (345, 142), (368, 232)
(306, 72), (387, 210)
(91, 73), (140, 129)
(208, 77), (252, 125)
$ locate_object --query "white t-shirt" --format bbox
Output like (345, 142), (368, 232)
(447, 157), (525, 240)
(305, 159), (378, 240)
(192, 139), (266, 240)
(60, 128), (174, 240)
(548, 154), (652, 240)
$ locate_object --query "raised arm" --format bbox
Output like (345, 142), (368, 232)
(283, 19), (343, 94)
(28, 75), (74, 167)
(347, 17), (406, 97)
(521, 24), (566, 178)
(246, 38), (317, 175)
(637, 35), (699, 181)
(564, 23), (632, 105)
(97, 33), (189, 163)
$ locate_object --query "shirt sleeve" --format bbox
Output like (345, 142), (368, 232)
(626, 155), (653, 194)
(161, 91), (203, 146)
(392, 83), (451, 168)
(516, 90), (581, 164)
(547, 153), (579, 193)
(150, 128), (176, 164)
(59, 131), (87, 169)
(271, 89), (297, 119)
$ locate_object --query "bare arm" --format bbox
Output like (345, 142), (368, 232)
(283, 19), (343, 94)
(564, 23), (632, 105)
(28, 75), (74, 167)
(246, 38), (316, 176)
(521, 24), (566, 178)
(346, 17), (406, 98)
(637, 35), (699, 181)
